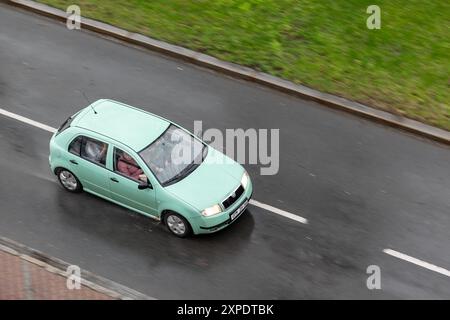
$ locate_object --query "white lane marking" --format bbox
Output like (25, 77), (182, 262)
(250, 199), (308, 224)
(383, 249), (450, 278)
(0, 107), (308, 225)
(0, 108), (56, 133)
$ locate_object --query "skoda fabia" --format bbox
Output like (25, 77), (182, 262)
(49, 99), (252, 237)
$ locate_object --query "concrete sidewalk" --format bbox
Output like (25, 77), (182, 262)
(0, 237), (153, 300)
(0, 244), (115, 299)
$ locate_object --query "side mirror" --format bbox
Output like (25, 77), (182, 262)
(137, 174), (152, 190)
(138, 181), (152, 190)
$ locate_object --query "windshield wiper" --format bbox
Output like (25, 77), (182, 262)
(163, 171), (186, 186)
(163, 147), (206, 186)
(163, 162), (198, 186)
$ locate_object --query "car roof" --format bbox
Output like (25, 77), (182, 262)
(71, 99), (170, 152)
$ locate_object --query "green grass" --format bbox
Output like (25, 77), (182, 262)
(39, 0), (450, 130)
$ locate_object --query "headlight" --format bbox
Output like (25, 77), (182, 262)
(202, 204), (222, 217)
(241, 171), (250, 190)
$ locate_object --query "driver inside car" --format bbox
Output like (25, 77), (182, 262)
(117, 151), (145, 181)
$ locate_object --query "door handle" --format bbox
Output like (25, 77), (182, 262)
(69, 159), (78, 165)
(110, 177), (119, 183)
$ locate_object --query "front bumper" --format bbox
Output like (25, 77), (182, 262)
(191, 180), (253, 234)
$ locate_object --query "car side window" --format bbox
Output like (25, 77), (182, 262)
(114, 148), (145, 182)
(80, 137), (108, 166)
(68, 136), (82, 155)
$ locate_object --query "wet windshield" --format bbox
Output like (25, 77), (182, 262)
(139, 124), (207, 186)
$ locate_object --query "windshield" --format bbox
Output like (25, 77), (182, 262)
(139, 124), (207, 186)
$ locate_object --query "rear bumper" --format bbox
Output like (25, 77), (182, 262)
(48, 132), (57, 173)
(191, 181), (253, 234)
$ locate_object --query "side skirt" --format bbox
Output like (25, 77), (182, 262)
(83, 188), (161, 222)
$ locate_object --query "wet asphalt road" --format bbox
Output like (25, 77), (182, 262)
(0, 3), (449, 299)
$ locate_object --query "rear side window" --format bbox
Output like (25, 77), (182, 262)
(81, 137), (108, 166)
(68, 136), (82, 155)
(68, 136), (108, 166)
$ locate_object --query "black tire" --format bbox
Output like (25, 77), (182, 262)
(163, 212), (192, 238)
(56, 168), (83, 193)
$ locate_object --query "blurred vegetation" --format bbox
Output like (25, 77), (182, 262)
(39, 0), (449, 130)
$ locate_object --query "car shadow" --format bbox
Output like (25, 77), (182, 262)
(55, 185), (255, 269)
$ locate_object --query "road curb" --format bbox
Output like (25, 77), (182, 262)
(0, 236), (155, 300)
(5, 0), (450, 145)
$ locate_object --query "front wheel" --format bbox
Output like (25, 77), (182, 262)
(57, 168), (82, 193)
(164, 212), (192, 238)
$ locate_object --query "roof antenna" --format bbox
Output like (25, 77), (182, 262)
(80, 90), (97, 114)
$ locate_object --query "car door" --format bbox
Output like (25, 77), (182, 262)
(67, 135), (111, 198)
(107, 146), (157, 216)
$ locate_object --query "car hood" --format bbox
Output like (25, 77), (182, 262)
(165, 147), (244, 211)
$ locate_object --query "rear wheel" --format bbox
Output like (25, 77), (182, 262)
(56, 168), (82, 193)
(164, 212), (192, 238)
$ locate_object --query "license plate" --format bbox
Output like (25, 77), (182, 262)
(230, 199), (248, 221)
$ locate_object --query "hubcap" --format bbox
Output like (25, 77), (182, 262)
(167, 215), (186, 235)
(59, 170), (78, 191)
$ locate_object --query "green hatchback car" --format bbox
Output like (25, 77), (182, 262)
(49, 99), (252, 237)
